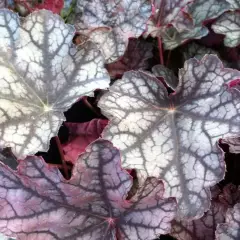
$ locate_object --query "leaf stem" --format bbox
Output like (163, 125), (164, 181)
(158, 37), (164, 65)
(55, 136), (70, 179)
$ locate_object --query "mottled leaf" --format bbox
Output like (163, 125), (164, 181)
(162, 26), (208, 50)
(188, 0), (230, 25)
(171, 184), (240, 240)
(183, 42), (219, 61)
(152, 0), (192, 28)
(161, 0), (230, 50)
(226, 0), (240, 9)
(62, 119), (108, 164)
(212, 12), (240, 48)
(0, 139), (176, 239)
(0, 9), (110, 158)
(182, 42), (229, 67)
(107, 38), (153, 78)
(216, 203), (240, 240)
(98, 55), (240, 219)
(75, 0), (151, 63)
(152, 64), (178, 89)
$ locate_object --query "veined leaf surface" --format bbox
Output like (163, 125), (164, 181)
(0, 9), (110, 158)
(98, 55), (240, 219)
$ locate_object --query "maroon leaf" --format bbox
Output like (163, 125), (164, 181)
(62, 119), (108, 164)
(0, 139), (176, 239)
(15, 0), (64, 14)
(106, 38), (153, 78)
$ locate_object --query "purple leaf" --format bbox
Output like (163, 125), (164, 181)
(98, 55), (240, 219)
(75, 0), (152, 63)
(171, 184), (240, 240)
(106, 38), (153, 78)
(0, 9), (110, 158)
(216, 203), (240, 240)
(62, 119), (108, 164)
(212, 12), (240, 48)
(0, 139), (176, 239)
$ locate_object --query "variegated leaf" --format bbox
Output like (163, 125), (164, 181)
(98, 55), (240, 219)
(75, 0), (151, 63)
(212, 12), (240, 48)
(0, 9), (110, 158)
(0, 140), (176, 240)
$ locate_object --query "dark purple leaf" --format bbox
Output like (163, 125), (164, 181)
(106, 38), (153, 78)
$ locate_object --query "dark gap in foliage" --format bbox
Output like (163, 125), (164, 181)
(155, 234), (177, 240)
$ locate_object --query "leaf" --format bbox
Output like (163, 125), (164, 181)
(86, 27), (128, 64)
(15, 0), (64, 14)
(187, 0), (230, 25)
(106, 38), (153, 78)
(161, 0), (230, 50)
(221, 137), (240, 153)
(0, 9), (110, 158)
(98, 55), (240, 219)
(0, 147), (18, 170)
(216, 203), (240, 240)
(152, 64), (178, 89)
(182, 42), (230, 67)
(152, 0), (192, 29)
(75, 0), (152, 63)
(226, 0), (240, 9)
(183, 42), (219, 61)
(62, 119), (108, 164)
(212, 12), (240, 48)
(0, 0), (6, 8)
(60, 0), (77, 24)
(162, 26), (208, 50)
(0, 139), (176, 239)
(171, 184), (240, 240)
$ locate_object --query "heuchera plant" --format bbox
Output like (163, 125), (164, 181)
(0, 0), (240, 240)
